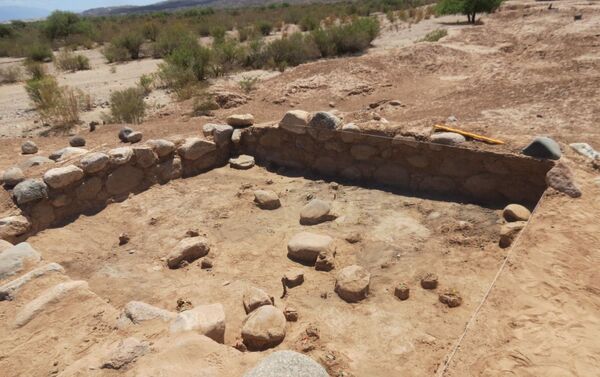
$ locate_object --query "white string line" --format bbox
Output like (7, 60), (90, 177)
(434, 190), (549, 377)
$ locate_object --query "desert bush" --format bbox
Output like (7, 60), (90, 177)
(421, 29), (447, 42)
(44, 11), (84, 40)
(138, 74), (154, 95)
(312, 17), (380, 57)
(0, 24), (12, 38)
(239, 75), (259, 94)
(109, 87), (146, 124)
(25, 75), (82, 129)
(211, 26), (226, 45)
(102, 44), (130, 63)
(111, 31), (144, 60)
(142, 21), (160, 42)
(238, 26), (258, 42)
(212, 38), (246, 76)
(0, 65), (22, 84)
(159, 39), (211, 88)
(256, 21), (273, 36)
(299, 15), (319, 31)
(55, 50), (91, 72)
(192, 93), (219, 116)
(437, 0), (503, 23)
(153, 24), (196, 58)
(265, 33), (320, 71)
(25, 61), (46, 80)
(27, 43), (53, 62)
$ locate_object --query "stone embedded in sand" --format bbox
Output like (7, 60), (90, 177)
(21, 140), (38, 155)
(503, 204), (531, 222)
(126, 131), (143, 144)
(546, 161), (581, 198)
(169, 303), (226, 343)
(279, 110), (310, 134)
(241, 305), (286, 351)
(254, 190), (281, 210)
(283, 306), (298, 322)
(299, 199), (336, 225)
(49, 147), (88, 162)
(118, 127), (134, 142)
(421, 273), (438, 290)
(108, 147), (134, 165)
(287, 232), (333, 265)
(69, 135), (86, 147)
(14, 280), (89, 328)
(79, 152), (109, 174)
(0, 242), (40, 280)
(439, 289), (462, 308)
(178, 138), (216, 160)
(101, 337), (149, 370)
(204, 124), (234, 146)
(12, 179), (48, 205)
(307, 111), (341, 130)
(394, 283), (410, 300)
(105, 165), (144, 195)
(570, 143), (600, 160)
(522, 136), (561, 160)
(167, 237), (210, 269)
(430, 132), (466, 145)
(43, 165), (84, 189)
(133, 146), (157, 168)
(335, 265), (371, 303)
(283, 268), (304, 288)
(119, 233), (130, 246)
(0, 216), (31, 240)
(499, 221), (526, 248)
(227, 114), (255, 128)
(123, 301), (177, 323)
(19, 156), (54, 170)
(0, 263), (64, 301)
(146, 139), (176, 158)
(315, 249), (335, 271)
(243, 350), (328, 377)
(230, 155), (255, 170)
(2, 167), (24, 187)
(243, 287), (274, 314)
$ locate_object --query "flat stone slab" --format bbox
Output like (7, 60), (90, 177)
(299, 199), (336, 225)
(522, 136), (561, 160)
(0, 242), (40, 280)
(0, 263), (64, 301)
(287, 232), (333, 265)
(430, 132), (466, 145)
(123, 301), (176, 323)
(230, 155), (255, 170)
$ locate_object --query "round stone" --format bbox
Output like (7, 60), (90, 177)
(335, 265), (371, 303)
(502, 204), (531, 222)
(241, 305), (286, 351)
(2, 167), (25, 187)
(69, 136), (86, 147)
(21, 141), (38, 155)
(254, 190), (280, 210)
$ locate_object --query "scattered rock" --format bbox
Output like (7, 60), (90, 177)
(335, 265), (370, 303)
(69, 136), (86, 147)
(169, 303), (226, 343)
(133, 146), (157, 168)
(79, 152), (109, 174)
(243, 351), (328, 377)
(283, 268), (304, 288)
(421, 273), (438, 289)
(123, 301), (176, 323)
(241, 305), (286, 351)
(430, 132), (466, 145)
(0, 216), (31, 239)
(394, 283), (410, 300)
(176, 298), (193, 312)
(201, 258), (213, 269)
(101, 337), (148, 370)
(177, 138), (216, 160)
(569, 142), (600, 160)
(243, 287), (274, 314)
(43, 165), (84, 189)
(344, 232), (361, 244)
(108, 147), (134, 165)
(299, 199), (336, 225)
(522, 136), (561, 160)
(307, 111), (341, 130)
(0, 263), (64, 301)
(279, 110), (310, 134)
(254, 190), (281, 210)
(49, 147), (88, 162)
(0, 242), (40, 280)
(283, 306), (298, 322)
(118, 127), (134, 142)
(315, 250), (335, 271)
(126, 131), (143, 144)
(499, 221), (526, 248)
(227, 114), (255, 128)
(439, 289), (462, 308)
(546, 161), (582, 198)
(21, 141), (38, 155)
(446, 115), (458, 123)
(389, 100), (402, 106)
(502, 204), (531, 222)
(166, 237), (210, 269)
(230, 155), (255, 169)
(119, 233), (130, 246)
(146, 139), (175, 158)
(186, 229), (199, 237)
(287, 232), (334, 265)
(18, 156), (54, 170)
(2, 167), (24, 187)
(213, 91), (248, 109)
(12, 179), (48, 205)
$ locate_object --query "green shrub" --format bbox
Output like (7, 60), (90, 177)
(212, 38), (246, 76)
(312, 17), (380, 57)
(266, 33), (320, 70)
(25, 75), (82, 129)
(153, 24), (196, 58)
(159, 39), (211, 87)
(142, 21), (160, 42)
(437, 0), (503, 23)
(138, 74), (154, 95)
(0, 24), (12, 38)
(421, 29), (447, 42)
(110, 87), (146, 124)
(102, 44), (130, 63)
(44, 11), (82, 40)
(256, 21), (273, 36)
(0, 65), (22, 84)
(237, 26), (258, 42)
(239, 75), (259, 94)
(299, 16), (319, 31)
(192, 93), (219, 116)
(211, 26), (226, 45)
(111, 31), (144, 60)
(27, 43), (53, 62)
(55, 50), (91, 71)
(25, 61), (46, 80)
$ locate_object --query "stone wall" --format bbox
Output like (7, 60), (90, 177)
(237, 124), (554, 206)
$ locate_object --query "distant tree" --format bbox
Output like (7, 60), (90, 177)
(436, 0), (503, 24)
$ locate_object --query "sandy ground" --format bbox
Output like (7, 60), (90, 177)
(1, 0), (600, 376)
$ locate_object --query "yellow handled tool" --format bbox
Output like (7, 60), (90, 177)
(434, 124), (505, 145)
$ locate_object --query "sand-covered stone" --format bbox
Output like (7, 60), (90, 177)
(124, 301), (176, 323)
(43, 165), (84, 189)
(69, 136), (86, 147)
(146, 139), (175, 158)
(169, 303), (226, 343)
(80, 152), (109, 174)
(254, 190), (280, 210)
(279, 110), (310, 134)
(0, 263), (64, 301)
(178, 138), (216, 160)
(2, 167), (24, 187)
(21, 140), (38, 155)
(503, 204), (531, 222)
(227, 114), (254, 128)
(287, 232), (333, 265)
(522, 136), (561, 160)
(299, 199), (336, 225)
(243, 287), (274, 314)
(499, 221), (526, 248)
(126, 131), (143, 144)
(167, 237), (210, 268)
(230, 155), (255, 169)
(108, 147), (134, 165)
(101, 337), (149, 370)
(241, 305), (286, 350)
(0, 242), (40, 280)
(335, 265), (370, 303)
(49, 147), (88, 162)
(243, 351), (328, 377)
(0, 216), (31, 240)
(431, 132), (466, 145)
(546, 161), (581, 198)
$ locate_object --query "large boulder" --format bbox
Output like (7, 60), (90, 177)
(226, 114), (254, 128)
(254, 190), (281, 210)
(12, 179), (48, 205)
(241, 305), (286, 351)
(430, 132), (466, 145)
(0, 240), (12, 252)
(299, 199), (336, 225)
(279, 110), (310, 134)
(43, 165), (84, 189)
(79, 152), (109, 174)
(335, 265), (371, 303)
(133, 146), (157, 168)
(287, 232), (333, 265)
(546, 161), (581, 198)
(21, 141), (38, 155)
(146, 139), (176, 158)
(108, 147), (134, 165)
(126, 131), (143, 144)
(49, 147), (88, 162)
(118, 127), (134, 142)
(502, 204), (531, 222)
(0, 216), (31, 239)
(307, 111), (341, 130)
(2, 167), (24, 187)
(123, 301), (176, 323)
(522, 136), (561, 160)
(243, 287), (274, 314)
(178, 138), (216, 160)
(105, 165), (144, 195)
(169, 303), (226, 343)
(243, 351), (329, 377)
(0, 242), (40, 280)
(166, 237), (210, 268)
